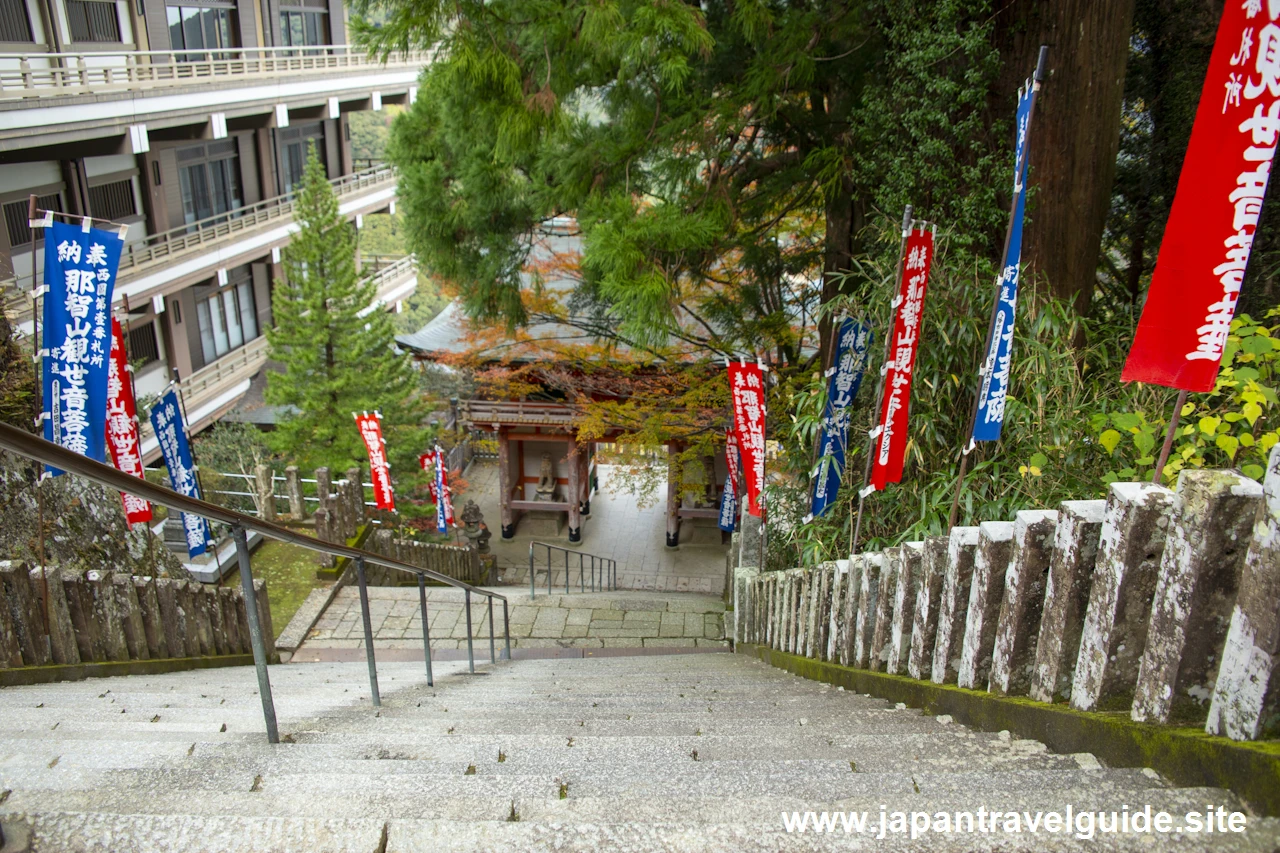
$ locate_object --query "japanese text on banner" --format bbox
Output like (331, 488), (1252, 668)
(974, 82), (1034, 442)
(870, 230), (934, 490)
(149, 389), (212, 559)
(106, 318), (152, 525)
(810, 318), (872, 517)
(42, 220), (122, 474)
(727, 362), (767, 518)
(355, 412), (396, 511)
(420, 447), (454, 532)
(719, 433), (741, 532)
(1123, 0), (1279, 390)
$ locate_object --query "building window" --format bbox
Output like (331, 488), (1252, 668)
(278, 123), (324, 195)
(127, 320), (160, 366)
(0, 0), (34, 42)
(87, 178), (137, 222)
(3, 193), (62, 249)
(176, 140), (242, 228)
(67, 0), (122, 42)
(278, 5), (326, 51)
(166, 4), (234, 60)
(196, 278), (258, 364)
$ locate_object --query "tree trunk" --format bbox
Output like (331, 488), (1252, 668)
(992, 0), (1137, 320)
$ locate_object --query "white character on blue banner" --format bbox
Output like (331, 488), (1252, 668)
(41, 220), (123, 475)
(150, 389), (214, 558)
(809, 318), (872, 518)
(973, 84), (1033, 443)
(718, 467), (739, 533)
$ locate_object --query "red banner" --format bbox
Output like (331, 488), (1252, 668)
(106, 318), (152, 526)
(725, 428), (741, 496)
(728, 362), (766, 517)
(355, 412), (395, 511)
(870, 228), (934, 491)
(1123, 3), (1277, 391)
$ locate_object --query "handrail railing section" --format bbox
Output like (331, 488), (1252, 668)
(0, 421), (509, 745)
(528, 541), (617, 599)
(0, 46), (433, 99)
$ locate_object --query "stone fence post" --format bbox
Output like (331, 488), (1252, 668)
(1207, 446), (1280, 740)
(908, 536), (948, 680)
(285, 466), (305, 519)
(1133, 470), (1262, 724)
(957, 521), (1013, 690)
(989, 509), (1057, 696)
(1031, 500), (1105, 703)
(931, 526), (978, 684)
(255, 463), (275, 522)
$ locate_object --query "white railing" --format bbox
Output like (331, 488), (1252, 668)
(0, 46), (432, 100)
(117, 164), (395, 278)
(181, 334), (270, 402)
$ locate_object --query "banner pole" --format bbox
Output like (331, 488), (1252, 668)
(27, 194), (53, 638)
(1152, 389), (1189, 485)
(120, 293), (159, 572)
(947, 45), (1048, 531)
(851, 204), (912, 557)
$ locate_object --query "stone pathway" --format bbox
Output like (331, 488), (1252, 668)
(463, 461), (729, 595)
(297, 587), (728, 654)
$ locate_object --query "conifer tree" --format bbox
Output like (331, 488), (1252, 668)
(265, 143), (423, 471)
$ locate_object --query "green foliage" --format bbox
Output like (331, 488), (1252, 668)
(0, 303), (36, 432)
(265, 144), (427, 475)
(1095, 311), (1280, 485)
(348, 106), (401, 163)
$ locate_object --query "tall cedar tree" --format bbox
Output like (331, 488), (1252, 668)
(265, 144), (423, 471)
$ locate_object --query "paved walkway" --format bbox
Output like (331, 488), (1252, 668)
(296, 587), (728, 654)
(463, 460), (729, 595)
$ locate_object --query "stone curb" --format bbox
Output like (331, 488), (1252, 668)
(0, 653), (276, 688)
(737, 643), (1280, 817)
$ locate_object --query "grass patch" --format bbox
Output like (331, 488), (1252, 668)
(250, 538), (327, 639)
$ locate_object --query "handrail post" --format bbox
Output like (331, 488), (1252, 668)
(546, 545), (552, 596)
(565, 549), (569, 594)
(502, 600), (511, 661)
(232, 523), (279, 744)
(355, 556), (380, 706)
(464, 589), (475, 674)
(487, 596), (496, 664)
(529, 543), (535, 600)
(579, 552), (584, 593)
(417, 572), (433, 687)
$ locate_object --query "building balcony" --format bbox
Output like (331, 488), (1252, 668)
(0, 46), (429, 151)
(358, 253), (418, 318)
(116, 163), (397, 304)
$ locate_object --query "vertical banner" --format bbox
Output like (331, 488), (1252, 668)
(42, 220), (123, 473)
(419, 446), (455, 533)
(355, 411), (395, 511)
(870, 228), (935, 490)
(973, 83), (1034, 442)
(106, 318), (152, 525)
(150, 389), (213, 558)
(718, 432), (741, 532)
(1122, 2), (1277, 390)
(809, 318), (872, 518)
(728, 362), (766, 517)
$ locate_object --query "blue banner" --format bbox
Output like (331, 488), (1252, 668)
(974, 85), (1033, 443)
(150, 389), (213, 558)
(42, 220), (122, 474)
(809, 318), (872, 518)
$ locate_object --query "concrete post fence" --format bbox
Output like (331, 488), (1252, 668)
(738, 451), (1280, 742)
(0, 562), (273, 675)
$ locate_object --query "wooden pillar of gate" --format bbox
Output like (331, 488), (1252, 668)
(498, 427), (515, 539)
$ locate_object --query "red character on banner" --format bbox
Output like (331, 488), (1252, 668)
(870, 228), (934, 491)
(419, 446), (455, 532)
(1123, 1), (1278, 390)
(354, 412), (395, 511)
(727, 361), (767, 517)
(105, 318), (152, 525)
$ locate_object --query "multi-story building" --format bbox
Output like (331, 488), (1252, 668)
(0, 0), (424, 460)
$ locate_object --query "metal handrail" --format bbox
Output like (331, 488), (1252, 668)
(0, 421), (511, 743)
(528, 541), (617, 599)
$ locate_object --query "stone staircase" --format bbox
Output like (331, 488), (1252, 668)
(1, 654), (1278, 851)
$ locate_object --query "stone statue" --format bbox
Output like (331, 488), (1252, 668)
(459, 500), (492, 554)
(535, 452), (559, 501)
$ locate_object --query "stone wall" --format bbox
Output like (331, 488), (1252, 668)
(738, 447), (1280, 743)
(0, 561), (273, 670)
